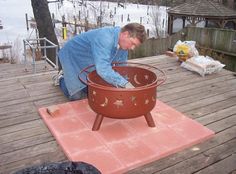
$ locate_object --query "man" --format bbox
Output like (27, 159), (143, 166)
(56, 23), (146, 101)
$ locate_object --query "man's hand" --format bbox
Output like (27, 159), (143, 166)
(125, 82), (135, 88)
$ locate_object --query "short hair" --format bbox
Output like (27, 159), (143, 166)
(121, 23), (147, 43)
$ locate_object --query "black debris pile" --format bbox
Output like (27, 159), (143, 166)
(14, 161), (101, 174)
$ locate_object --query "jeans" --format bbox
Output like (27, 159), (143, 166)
(59, 77), (87, 101)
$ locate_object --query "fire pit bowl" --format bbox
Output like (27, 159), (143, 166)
(79, 62), (166, 131)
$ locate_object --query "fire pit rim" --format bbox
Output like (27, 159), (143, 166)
(79, 62), (166, 90)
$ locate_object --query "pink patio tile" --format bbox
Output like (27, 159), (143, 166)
(38, 99), (215, 174)
(48, 116), (88, 136)
(38, 102), (82, 122)
(170, 118), (215, 141)
(59, 130), (104, 156)
(69, 100), (92, 114)
(74, 111), (97, 128)
(152, 110), (187, 126)
(56, 102), (77, 117)
(140, 128), (189, 151)
(78, 111), (119, 129)
(124, 116), (167, 136)
(107, 138), (156, 168)
(155, 100), (171, 112)
(38, 108), (54, 121)
(96, 122), (135, 143)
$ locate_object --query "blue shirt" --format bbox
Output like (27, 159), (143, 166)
(58, 26), (128, 96)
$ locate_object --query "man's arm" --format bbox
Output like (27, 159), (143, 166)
(91, 32), (128, 88)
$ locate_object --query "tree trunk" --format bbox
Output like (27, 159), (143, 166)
(31, 0), (59, 65)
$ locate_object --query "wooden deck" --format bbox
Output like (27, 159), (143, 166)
(0, 55), (236, 174)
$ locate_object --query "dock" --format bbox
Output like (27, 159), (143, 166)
(0, 55), (235, 174)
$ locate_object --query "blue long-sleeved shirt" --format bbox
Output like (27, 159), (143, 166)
(58, 26), (128, 96)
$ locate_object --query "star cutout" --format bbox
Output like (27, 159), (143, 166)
(92, 90), (96, 95)
(145, 99), (149, 104)
(113, 99), (124, 108)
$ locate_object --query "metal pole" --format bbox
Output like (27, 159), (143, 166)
(23, 40), (27, 71)
(32, 47), (36, 73)
(55, 46), (58, 70)
(44, 38), (46, 59)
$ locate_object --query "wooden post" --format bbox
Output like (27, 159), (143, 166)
(168, 15), (173, 35)
(25, 13), (29, 31)
(85, 18), (88, 32)
(74, 16), (77, 35)
(110, 11), (113, 18)
(127, 14), (130, 22)
(52, 13), (55, 28)
(182, 17), (186, 28)
(97, 16), (101, 27)
(205, 19), (208, 27)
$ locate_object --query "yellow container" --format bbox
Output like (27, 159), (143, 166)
(175, 44), (190, 62)
(177, 53), (189, 62)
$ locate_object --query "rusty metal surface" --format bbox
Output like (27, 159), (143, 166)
(80, 62), (166, 130)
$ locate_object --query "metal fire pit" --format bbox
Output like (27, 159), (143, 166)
(79, 62), (166, 131)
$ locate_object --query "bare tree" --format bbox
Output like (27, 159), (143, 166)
(150, 4), (161, 38)
(31, 0), (59, 65)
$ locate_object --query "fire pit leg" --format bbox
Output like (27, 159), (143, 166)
(92, 114), (104, 131)
(144, 112), (156, 127)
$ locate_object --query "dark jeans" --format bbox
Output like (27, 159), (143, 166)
(59, 77), (87, 101)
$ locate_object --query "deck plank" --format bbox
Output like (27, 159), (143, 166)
(196, 105), (236, 125)
(0, 55), (236, 174)
(127, 125), (236, 174)
(194, 153), (236, 174)
(159, 78), (236, 103)
(152, 138), (236, 174)
(0, 125), (49, 145)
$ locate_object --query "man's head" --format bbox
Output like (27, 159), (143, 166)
(119, 23), (146, 50)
